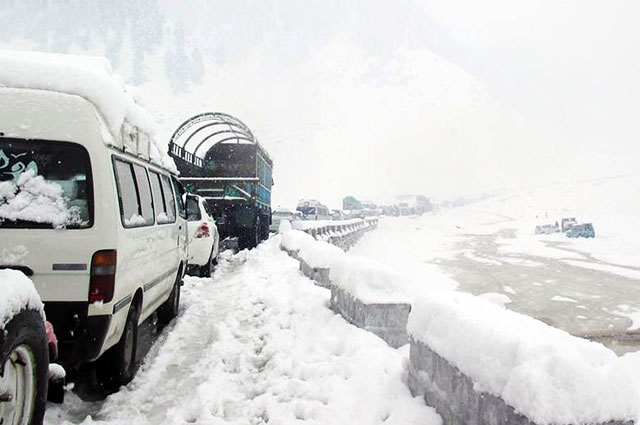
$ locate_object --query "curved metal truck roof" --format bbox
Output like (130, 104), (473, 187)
(168, 112), (272, 168)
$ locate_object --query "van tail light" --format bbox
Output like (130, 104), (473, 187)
(195, 222), (210, 238)
(89, 250), (117, 303)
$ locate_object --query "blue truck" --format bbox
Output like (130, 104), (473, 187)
(565, 223), (595, 238)
(168, 112), (273, 249)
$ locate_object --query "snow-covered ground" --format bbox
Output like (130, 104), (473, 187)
(352, 175), (640, 354)
(46, 239), (440, 425)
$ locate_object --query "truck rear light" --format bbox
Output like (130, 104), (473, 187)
(195, 222), (210, 238)
(89, 250), (116, 303)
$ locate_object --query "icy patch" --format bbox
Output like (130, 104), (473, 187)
(562, 259), (640, 280)
(462, 250), (502, 266)
(497, 236), (584, 260)
(551, 295), (578, 303)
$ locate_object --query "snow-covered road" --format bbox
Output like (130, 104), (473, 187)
(46, 239), (440, 425)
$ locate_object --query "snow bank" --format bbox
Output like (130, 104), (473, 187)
(330, 256), (411, 304)
(281, 228), (345, 268)
(281, 226), (413, 304)
(407, 291), (640, 424)
(0, 269), (45, 328)
(0, 50), (175, 171)
(0, 169), (82, 228)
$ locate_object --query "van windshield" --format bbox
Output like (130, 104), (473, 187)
(0, 138), (93, 229)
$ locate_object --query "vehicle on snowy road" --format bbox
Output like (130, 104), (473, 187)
(270, 208), (302, 232)
(169, 113), (274, 250)
(296, 199), (332, 221)
(565, 223), (595, 238)
(0, 51), (188, 389)
(561, 217), (578, 232)
(534, 224), (560, 235)
(185, 194), (220, 277)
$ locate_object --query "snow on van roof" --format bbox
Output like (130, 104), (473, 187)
(0, 50), (176, 172)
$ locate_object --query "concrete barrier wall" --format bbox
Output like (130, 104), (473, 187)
(407, 338), (633, 425)
(330, 285), (410, 348)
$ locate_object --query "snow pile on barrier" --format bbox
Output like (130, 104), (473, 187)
(0, 50), (175, 171)
(292, 218), (367, 231)
(407, 291), (640, 424)
(281, 226), (346, 268)
(281, 225), (442, 304)
(330, 256), (411, 304)
(0, 269), (44, 328)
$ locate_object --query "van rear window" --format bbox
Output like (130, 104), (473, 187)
(0, 138), (93, 229)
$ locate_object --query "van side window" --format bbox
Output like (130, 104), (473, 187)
(114, 159), (143, 227)
(172, 177), (187, 219)
(149, 171), (171, 224)
(160, 175), (176, 222)
(186, 196), (201, 221)
(132, 164), (154, 225)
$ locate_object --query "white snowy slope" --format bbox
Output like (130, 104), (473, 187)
(45, 239), (440, 425)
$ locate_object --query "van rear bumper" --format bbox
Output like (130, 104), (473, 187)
(44, 302), (111, 369)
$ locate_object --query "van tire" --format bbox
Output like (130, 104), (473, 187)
(158, 277), (181, 323)
(0, 310), (48, 425)
(97, 304), (138, 389)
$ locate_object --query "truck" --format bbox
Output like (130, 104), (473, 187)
(168, 112), (273, 249)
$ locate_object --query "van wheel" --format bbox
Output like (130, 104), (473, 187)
(158, 277), (181, 323)
(97, 304), (138, 389)
(0, 310), (48, 425)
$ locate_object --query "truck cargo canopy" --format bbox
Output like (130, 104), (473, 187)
(169, 112), (272, 169)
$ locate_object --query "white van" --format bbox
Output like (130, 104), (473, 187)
(0, 51), (188, 386)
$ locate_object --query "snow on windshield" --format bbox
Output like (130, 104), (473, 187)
(0, 169), (84, 228)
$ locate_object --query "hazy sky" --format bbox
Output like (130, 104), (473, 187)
(2, 1), (639, 208)
(155, 0), (640, 207)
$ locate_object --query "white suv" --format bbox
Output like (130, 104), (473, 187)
(0, 51), (188, 387)
(185, 194), (219, 277)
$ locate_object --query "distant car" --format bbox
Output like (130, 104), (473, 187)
(185, 194), (220, 277)
(561, 217), (577, 232)
(535, 224), (560, 235)
(0, 270), (50, 424)
(565, 223), (595, 238)
(270, 208), (301, 232)
(296, 199), (332, 221)
(331, 209), (347, 220)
